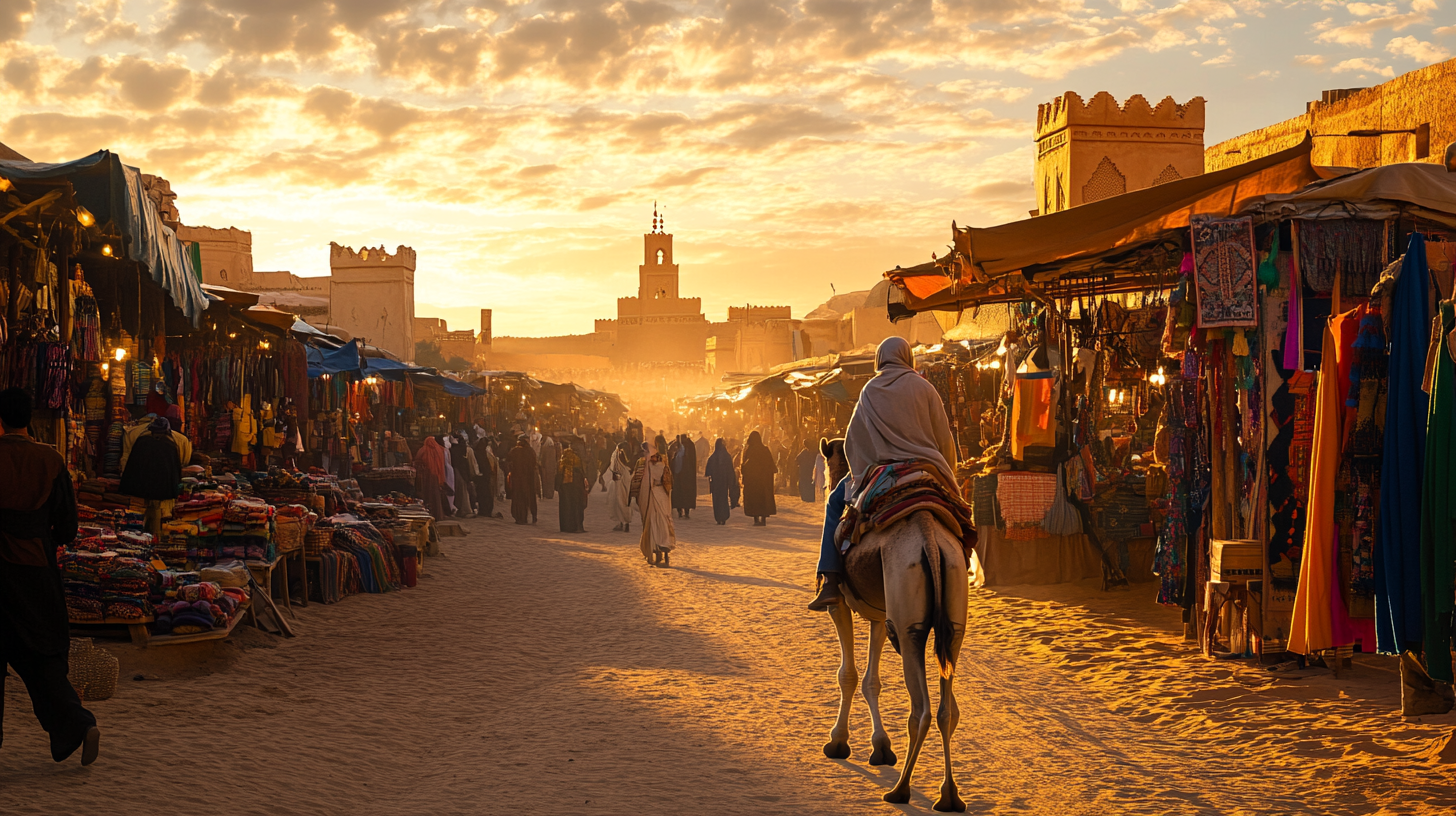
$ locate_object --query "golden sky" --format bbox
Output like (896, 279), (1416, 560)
(1, 0), (1450, 336)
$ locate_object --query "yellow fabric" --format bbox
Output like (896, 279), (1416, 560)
(231, 394), (257, 455)
(1287, 314), (1356, 655)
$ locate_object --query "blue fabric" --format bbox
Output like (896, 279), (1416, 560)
(306, 340), (361, 378)
(361, 357), (434, 382)
(816, 477), (849, 574)
(1377, 234), (1430, 654)
(0, 151), (209, 325)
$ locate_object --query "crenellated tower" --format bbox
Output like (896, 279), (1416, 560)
(1034, 91), (1206, 214)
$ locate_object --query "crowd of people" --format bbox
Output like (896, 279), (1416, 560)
(395, 420), (835, 564)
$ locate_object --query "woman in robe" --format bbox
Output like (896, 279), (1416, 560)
(451, 431), (477, 518)
(671, 433), (698, 518)
(608, 442), (633, 533)
(538, 434), (558, 500)
(440, 436), (458, 516)
(632, 442), (676, 565)
(556, 439), (589, 533)
(740, 431), (778, 526)
(472, 429), (496, 519)
(505, 436), (539, 525)
(414, 436), (448, 520)
(796, 438), (818, 502)
(704, 439), (740, 525)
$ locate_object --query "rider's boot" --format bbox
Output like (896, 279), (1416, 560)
(807, 572), (843, 611)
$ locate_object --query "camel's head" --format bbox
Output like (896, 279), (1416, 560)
(820, 437), (848, 486)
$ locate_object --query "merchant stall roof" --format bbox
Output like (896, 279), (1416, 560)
(0, 150), (208, 325)
(884, 135), (1326, 314)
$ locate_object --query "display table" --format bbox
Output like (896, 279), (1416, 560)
(246, 555), (299, 620)
(147, 602), (250, 647)
(69, 615), (152, 646)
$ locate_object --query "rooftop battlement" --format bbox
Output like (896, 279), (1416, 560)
(1037, 92), (1205, 141)
(330, 242), (417, 270)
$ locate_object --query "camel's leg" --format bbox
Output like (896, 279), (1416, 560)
(933, 669), (965, 811)
(883, 625), (932, 804)
(823, 601), (857, 760)
(864, 620), (896, 766)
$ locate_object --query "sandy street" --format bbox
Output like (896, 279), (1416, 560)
(3, 488), (1455, 816)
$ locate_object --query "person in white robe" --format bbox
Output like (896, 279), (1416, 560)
(608, 443), (633, 533)
(632, 443), (676, 566)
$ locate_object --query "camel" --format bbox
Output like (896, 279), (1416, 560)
(818, 438), (970, 811)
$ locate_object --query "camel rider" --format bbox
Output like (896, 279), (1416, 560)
(808, 336), (959, 611)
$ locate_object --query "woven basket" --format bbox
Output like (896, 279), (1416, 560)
(304, 528), (334, 556)
(275, 516), (311, 553)
(67, 638), (118, 702)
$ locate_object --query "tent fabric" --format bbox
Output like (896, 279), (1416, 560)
(0, 151), (209, 325)
(411, 373), (485, 397)
(362, 357), (434, 382)
(887, 137), (1322, 313)
(1249, 161), (1456, 223)
(306, 339), (361, 378)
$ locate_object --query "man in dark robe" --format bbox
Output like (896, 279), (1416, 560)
(671, 433), (698, 518)
(0, 387), (100, 765)
(556, 439), (589, 533)
(506, 436), (539, 525)
(120, 417), (183, 540)
(796, 438), (818, 502)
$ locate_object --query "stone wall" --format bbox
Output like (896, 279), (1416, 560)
(328, 243), (416, 361)
(177, 225), (254, 287)
(1207, 58), (1456, 172)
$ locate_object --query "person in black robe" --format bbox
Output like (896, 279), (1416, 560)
(740, 431), (778, 525)
(556, 440), (589, 533)
(671, 433), (698, 518)
(0, 387), (99, 766)
(505, 436), (538, 524)
(120, 417), (182, 540)
(796, 438), (818, 502)
(704, 439), (739, 525)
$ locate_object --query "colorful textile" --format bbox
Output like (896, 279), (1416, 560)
(1377, 235), (1431, 654)
(1419, 300), (1456, 682)
(1297, 219), (1386, 295)
(835, 460), (974, 562)
(1192, 217), (1258, 328)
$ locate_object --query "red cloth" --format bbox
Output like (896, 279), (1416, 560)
(415, 437), (446, 483)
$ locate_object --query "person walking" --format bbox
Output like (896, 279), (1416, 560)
(740, 430), (778, 526)
(538, 434), (558, 501)
(608, 442), (633, 533)
(0, 387), (100, 766)
(632, 442), (676, 566)
(414, 436), (448, 520)
(472, 430), (496, 519)
(506, 436), (539, 525)
(796, 438), (818, 503)
(671, 433), (698, 519)
(704, 438), (740, 525)
(694, 432), (710, 475)
(556, 440), (589, 533)
(120, 417), (183, 541)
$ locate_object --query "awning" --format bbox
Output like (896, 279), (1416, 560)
(411, 373), (486, 397)
(306, 339), (360, 378)
(361, 356), (434, 381)
(0, 151), (209, 325)
(888, 135), (1323, 312)
(1248, 160), (1456, 225)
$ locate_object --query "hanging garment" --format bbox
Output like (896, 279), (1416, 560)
(1377, 234), (1431, 655)
(1420, 300), (1456, 683)
(1287, 314), (1359, 655)
(1011, 358), (1057, 461)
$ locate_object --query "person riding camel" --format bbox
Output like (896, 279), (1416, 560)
(808, 336), (959, 611)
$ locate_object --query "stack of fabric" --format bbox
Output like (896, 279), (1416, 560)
(330, 519), (401, 593)
(70, 525), (119, 554)
(172, 492), (228, 563)
(222, 496), (274, 561)
(76, 477), (118, 509)
(151, 580), (248, 635)
(157, 521), (196, 566)
(98, 557), (155, 620)
(60, 551), (108, 622)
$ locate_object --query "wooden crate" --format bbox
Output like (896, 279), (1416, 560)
(1210, 539), (1263, 585)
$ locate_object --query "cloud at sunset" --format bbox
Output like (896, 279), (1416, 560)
(1, 0), (1450, 334)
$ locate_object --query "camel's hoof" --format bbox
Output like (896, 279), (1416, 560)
(883, 787), (912, 805)
(823, 740), (851, 760)
(868, 745), (897, 766)
(933, 792), (967, 812)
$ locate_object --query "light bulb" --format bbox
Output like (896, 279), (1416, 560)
(101, 244), (114, 257)
(113, 347), (127, 362)
(76, 206), (96, 227)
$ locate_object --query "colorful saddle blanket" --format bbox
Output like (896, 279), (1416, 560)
(835, 461), (976, 563)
